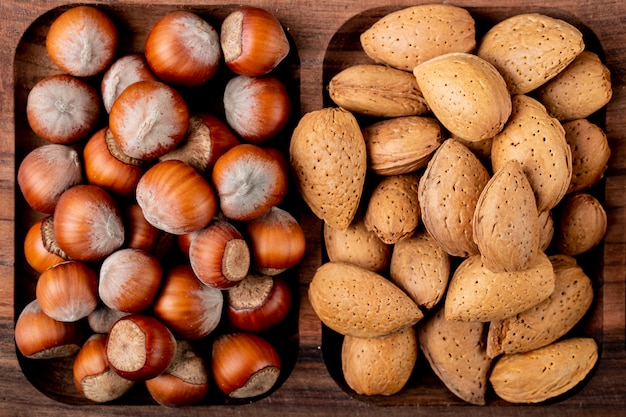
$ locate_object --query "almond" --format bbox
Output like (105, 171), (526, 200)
(342, 326), (417, 396)
(364, 174), (421, 244)
(538, 210), (555, 252)
(418, 306), (491, 405)
(554, 193), (607, 256)
(487, 254), (594, 358)
(363, 116), (443, 176)
(477, 13), (585, 95)
(473, 160), (539, 272)
(389, 229), (450, 310)
(537, 51), (612, 121)
(489, 337), (598, 403)
(323, 214), (391, 273)
(563, 119), (611, 194)
(419, 138), (491, 258)
(491, 94), (572, 212)
(308, 262), (423, 338)
(289, 107), (367, 230)
(413, 52), (511, 141)
(360, 4), (476, 72)
(328, 64), (428, 118)
(444, 252), (555, 322)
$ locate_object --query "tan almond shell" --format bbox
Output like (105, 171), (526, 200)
(289, 107), (367, 231)
(308, 262), (423, 338)
(537, 51), (612, 121)
(323, 215), (391, 273)
(563, 119), (611, 194)
(364, 174), (421, 244)
(419, 138), (491, 258)
(473, 160), (540, 273)
(418, 306), (491, 405)
(413, 52), (512, 141)
(554, 193), (607, 256)
(491, 94), (572, 212)
(363, 116), (443, 176)
(342, 326), (418, 396)
(389, 228), (450, 310)
(489, 337), (598, 403)
(328, 64), (429, 118)
(360, 4), (476, 72)
(444, 252), (556, 322)
(477, 13), (585, 95)
(487, 254), (594, 358)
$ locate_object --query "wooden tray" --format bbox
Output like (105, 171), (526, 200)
(0, 1), (625, 416)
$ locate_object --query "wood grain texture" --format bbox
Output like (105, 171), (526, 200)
(1, 0), (625, 416)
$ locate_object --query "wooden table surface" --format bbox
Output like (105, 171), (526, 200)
(1, 0), (625, 416)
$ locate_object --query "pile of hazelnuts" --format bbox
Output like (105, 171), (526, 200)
(14, 5), (305, 406)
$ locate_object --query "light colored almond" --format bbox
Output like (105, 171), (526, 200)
(444, 252), (555, 322)
(489, 337), (598, 403)
(563, 119), (610, 194)
(477, 13), (584, 95)
(289, 107), (367, 230)
(554, 193), (607, 256)
(308, 262), (423, 338)
(360, 4), (476, 72)
(328, 64), (429, 118)
(363, 116), (443, 176)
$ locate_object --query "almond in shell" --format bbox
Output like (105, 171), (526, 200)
(418, 306), (491, 405)
(342, 326), (418, 396)
(308, 262), (423, 338)
(487, 254), (593, 358)
(554, 193), (607, 256)
(537, 51), (612, 121)
(563, 119), (610, 194)
(363, 116), (443, 176)
(323, 214), (391, 273)
(328, 64), (429, 118)
(418, 138), (491, 258)
(444, 252), (556, 322)
(473, 160), (540, 273)
(491, 94), (572, 212)
(364, 173), (421, 244)
(289, 107), (367, 230)
(477, 13), (585, 95)
(389, 229), (450, 310)
(489, 337), (598, 403)
(360, 5), (475, 72)
(413, 52), (511, 142)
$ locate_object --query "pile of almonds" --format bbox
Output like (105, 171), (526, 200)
(294, 5), (610, 404)
(15, 5), (303, 406)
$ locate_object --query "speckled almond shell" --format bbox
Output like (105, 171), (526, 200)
(342, 326), (417, 396)
(308, 262), (423, 338)
(444, 252), (556, 322)
(491, 94), (572, 212)
(537, 51), (612, 121)
(289, 107), (367, 231)
(360, 4), (476, 72)
(554, 193), (607, 256)
(473, 160), (540, 273)
(418, 306), (491, 405)
(364, 174), (421, 244)
(413, 52), (511, 141)
(418, 138), (491, 258)
(328, 64), (429, 118)
(563, 119), (610, 194)
(477, 13), (584, 95)
(487, 254), (594, 358)
(323, 215), (391, 273)
(389, 228), (450, 310)
(363, 116), (443, 176)
(489, 337), (598, 403)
